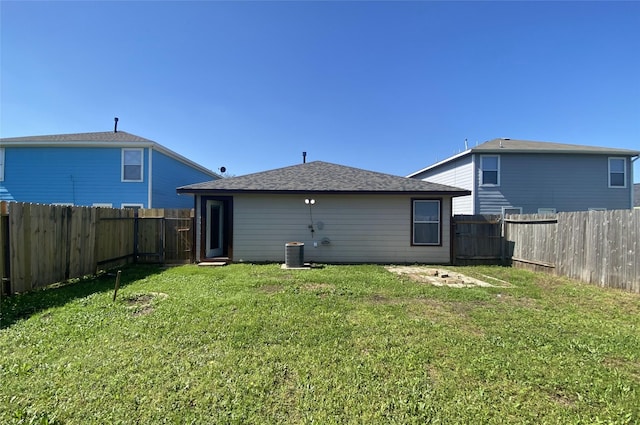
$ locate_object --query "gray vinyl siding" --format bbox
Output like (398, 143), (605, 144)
(411, 156), (473, 214)
(476, 153), (633, 214)
(230, 193), (452, 264)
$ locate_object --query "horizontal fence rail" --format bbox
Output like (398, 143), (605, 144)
(0, 202), (193, 295)
(504, 210), (639, 293)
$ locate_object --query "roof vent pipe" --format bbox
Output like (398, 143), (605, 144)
(114, 117), (119, 133)
(302, 151), (307, 164)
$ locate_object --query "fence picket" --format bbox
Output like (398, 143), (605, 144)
(0, 203), (193, 295)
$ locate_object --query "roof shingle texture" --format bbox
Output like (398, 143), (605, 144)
(179, 161), (470, 194)
(473, 139), (640, 155)
(0, 131), (153, 143)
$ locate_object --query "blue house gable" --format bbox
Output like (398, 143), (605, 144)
(408, 138), (639, 215)
(0, 130), (219, 208)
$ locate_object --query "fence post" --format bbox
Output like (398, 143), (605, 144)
(133, 209), (139, 264)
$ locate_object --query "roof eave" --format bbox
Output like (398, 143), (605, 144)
(2, 139), (220, 179)
(406, 149), (472, 177)
(471, 148), (640, 156)
(177, 188), (472, 197)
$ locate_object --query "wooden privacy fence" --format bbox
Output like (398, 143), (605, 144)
(452, 215), (502, 265)
(0, 202), (193, 295)
(504, 210), (640, 293)
(137, 208), (194, 264)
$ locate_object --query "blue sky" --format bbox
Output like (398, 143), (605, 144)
(1, 1), (639, 181)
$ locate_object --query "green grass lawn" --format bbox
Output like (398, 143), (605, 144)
(1, 264), (639, 424)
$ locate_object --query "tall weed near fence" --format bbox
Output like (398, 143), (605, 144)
(504, 209), (639, 293)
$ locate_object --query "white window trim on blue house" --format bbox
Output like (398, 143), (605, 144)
(608, 157), (626, 188)
(122, 148), (144, 182)
(480, 155), (500, 186)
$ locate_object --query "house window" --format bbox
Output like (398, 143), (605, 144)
(122, 148), (144, 182)
(502, 206), (522, 217)
(608, 157), (626, 188)
(0, 148), (4, 181)
(537, 208), (556, 214)
(480, 155), (500, 186)
(412, 199), (441, 245)
(122, 203), (144, 210)
(93, 203), (113, 208)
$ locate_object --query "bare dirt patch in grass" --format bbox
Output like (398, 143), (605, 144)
(386, 266), (512, 288)
(123, 292), (168, 316)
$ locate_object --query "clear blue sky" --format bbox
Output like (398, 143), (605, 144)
(1, 1), (639, 181)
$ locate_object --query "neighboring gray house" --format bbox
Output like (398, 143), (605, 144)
(177, 161), (470, 264)
(635, 183), (640, 209)
(408, 138), (639, 215)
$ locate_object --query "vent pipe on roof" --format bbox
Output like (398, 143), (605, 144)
(303, 151), (307, 164)
(114, 117), (119, 133)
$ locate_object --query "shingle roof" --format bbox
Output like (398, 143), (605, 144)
(407, 138), (640, 178)
(0, 131), (153, 143)
(472, 138), (640, 156)
(178, 161), (470, 195)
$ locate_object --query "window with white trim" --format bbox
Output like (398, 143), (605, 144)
(480, 155), (499, 186)
(412, 199), (441, 245)
(608, 157), (626, 188)
(537, 208), (556, 214)
(122, 148), (144, 182)
(502, 206), (522, 217)
(122, 203), (144, 210)
(93, 203), (113, 208)
(0, 148), (4, 181)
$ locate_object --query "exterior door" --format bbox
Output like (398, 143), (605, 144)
(206, 200), (224, 257)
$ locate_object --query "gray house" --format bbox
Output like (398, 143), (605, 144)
(177, 161), (470, 264)
(408, 138), (639, 215)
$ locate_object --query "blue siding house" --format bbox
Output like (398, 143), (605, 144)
(408, 138), (639, 215)
(0, 130), (220, 208)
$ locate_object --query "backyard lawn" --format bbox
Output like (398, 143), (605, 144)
(1, 264), (638, 424)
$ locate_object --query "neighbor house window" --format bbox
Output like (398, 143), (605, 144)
(122, 148), (144, 182)
(0, 148), (4, 181)
(608, 157), (626, 188)
(122, 204), (144, 210)
(502, 206), (522, 217)
(412, 199), (441, 245)
(480, 155), (500, 186)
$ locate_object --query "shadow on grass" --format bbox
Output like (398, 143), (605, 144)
(0, 264), (163, 329)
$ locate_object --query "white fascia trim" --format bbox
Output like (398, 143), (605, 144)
(406, 149), (472, 178)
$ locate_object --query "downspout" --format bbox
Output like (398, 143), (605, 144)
(632, 156), (638, 208)
(147, 146), (153, 208)
(471, 153), (477, 214)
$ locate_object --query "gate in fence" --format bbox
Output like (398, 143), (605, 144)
(136, 209), (194, 264)
(451, 215), (503, 265)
